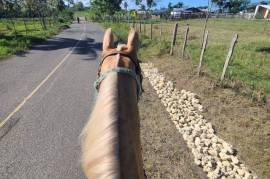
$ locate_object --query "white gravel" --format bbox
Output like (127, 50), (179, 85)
(141, 63), (257, 179)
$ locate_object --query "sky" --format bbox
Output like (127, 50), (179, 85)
(79, 0), (264, 9)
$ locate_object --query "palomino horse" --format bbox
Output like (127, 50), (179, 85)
(81, 28), (145, 179)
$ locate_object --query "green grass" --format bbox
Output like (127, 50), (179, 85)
(183, 19), (270, 96)
(74, 11), (89, 18)
(0, 18), (70, 59)
(102, 18), (270, 100)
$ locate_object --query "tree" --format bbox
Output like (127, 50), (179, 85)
(123, 1), (128, 11)
(167, 2), (172, 10)
(47, 0), (66, 12)
(212, 0), (226, 12)
(167, 1), (184, 10)
(140, 4), (146, 10)
(146, 0), (156, 9)
(57, 0), (66, 11)
(66, 0), (74, 7)
(0, 0), (71, 29)
(90, 0), (123, 15)
(73, 1), (84, 11)
(135, 0), (142, 6)
(173, 2), (183, 8)
(133, 0), (158, 10)
(226, 0), (250, 13)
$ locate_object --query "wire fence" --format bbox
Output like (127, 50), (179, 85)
(99, 17), (270, 101)
(134, 20), (237, 82)
(0, 17), (64, 37)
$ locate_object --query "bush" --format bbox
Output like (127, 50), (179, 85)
(58, 9), (74, 23)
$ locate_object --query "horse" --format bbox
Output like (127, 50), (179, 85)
(80, 28), (145, 179)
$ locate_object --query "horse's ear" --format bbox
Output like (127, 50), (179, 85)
(127, 28), (139, 52)
(103, 28), (114, 50)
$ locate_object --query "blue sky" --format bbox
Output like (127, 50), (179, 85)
(80, 0), (263, 9)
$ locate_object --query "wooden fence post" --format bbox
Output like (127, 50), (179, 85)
(144, 20), (146, 34)
(139, 20), (142, 33)
(201, 14), (209, 49)
(170, 23), (178, 55)
(10, 18), (17, 34)
(197, 30), (209, 75)
(182, 25), (189, 59)
(32, 18), (37, 31)
(220, 34), (238, 82)
(23, 18), (28, 35)
(150, 21), (153, 40)
(160, 23), (162, 37)
(128, 14), (130, 24)
(49, 17), (52, 27)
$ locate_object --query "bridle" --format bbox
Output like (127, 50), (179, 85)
(94, 50), (143, 100)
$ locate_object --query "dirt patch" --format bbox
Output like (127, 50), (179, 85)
(143, 55), (270, 178)
(139, 80), (207, 179)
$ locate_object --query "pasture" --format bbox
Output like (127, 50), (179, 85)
(0, 19), (70, 59)
(105, 18), (270, 101)
(102, 18), (270, 178)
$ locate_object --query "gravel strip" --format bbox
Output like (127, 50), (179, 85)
(141, 63), (257, 179)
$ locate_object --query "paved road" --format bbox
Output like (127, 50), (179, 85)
(0, 22), (103, 178)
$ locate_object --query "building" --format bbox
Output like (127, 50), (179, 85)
(170, 8), (185, 18)
(186, 7), (203, 13)
(152, 8), (168, 17)
(254, 5), (270, 19)
(136, 10), (151, 19)
(170, 7), (206, 19)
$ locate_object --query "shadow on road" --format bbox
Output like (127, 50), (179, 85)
(73, 37), (102, 60)
(27, 37), (102, 60)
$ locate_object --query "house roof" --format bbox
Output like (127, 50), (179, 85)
(152, 9), (168, 15)
(172, 8), (185, 12)
(186, 7), (202, 13)
(257, 5), (270, 9)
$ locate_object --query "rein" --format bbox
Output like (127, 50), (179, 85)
(94, 50), (143, 100)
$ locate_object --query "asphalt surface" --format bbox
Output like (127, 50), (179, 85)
(0, 22), (103, 178)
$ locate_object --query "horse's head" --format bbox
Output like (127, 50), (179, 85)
(100, 28), (139, 73)
(95, 28), (142, 98)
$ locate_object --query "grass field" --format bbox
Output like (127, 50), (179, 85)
(0, 18), (70, 59)
(104, 18), (270, 100)
(74, 11), (89, 18)
(181, 18), (270, 99)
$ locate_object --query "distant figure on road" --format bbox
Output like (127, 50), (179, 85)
(77, 17), (80, 24)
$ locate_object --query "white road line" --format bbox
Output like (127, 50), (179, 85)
(0, 23), (86, 129)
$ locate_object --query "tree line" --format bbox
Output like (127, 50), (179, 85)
(88, 0), (270, 18)
(0, 0), (87, 31)
(212, 0), (250, 13)
(89, 0), (157, 16)
(0, 0), (67, 18)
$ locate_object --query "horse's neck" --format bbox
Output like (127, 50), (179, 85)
(82, 73), (144, 179)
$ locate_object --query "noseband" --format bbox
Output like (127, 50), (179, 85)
(94, 50), (143, 100)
